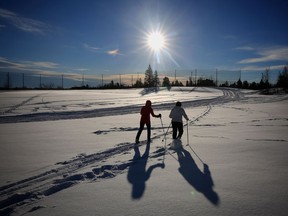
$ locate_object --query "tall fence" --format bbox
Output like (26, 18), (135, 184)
(0, 69), (279, 89)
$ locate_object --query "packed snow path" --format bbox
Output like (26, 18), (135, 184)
(0, 87), (246, 123)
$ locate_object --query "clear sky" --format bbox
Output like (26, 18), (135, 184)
(0, 0), (288, 85)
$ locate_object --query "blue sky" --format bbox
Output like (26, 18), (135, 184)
(0, 0), (288, 85)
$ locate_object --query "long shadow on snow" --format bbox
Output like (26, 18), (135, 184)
(175, 145), (220, 206)
(127, 142), (164, 199)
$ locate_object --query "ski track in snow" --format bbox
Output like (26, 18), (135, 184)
(0, 88), (246, 124)
(0, 140), (168, 215)
(1, 88), (287, 215)
(0, 94), (44, 116)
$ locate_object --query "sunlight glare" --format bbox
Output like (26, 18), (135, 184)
(147, 32), (166, 51)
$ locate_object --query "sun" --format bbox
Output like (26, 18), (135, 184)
(147, 31), (166, 52)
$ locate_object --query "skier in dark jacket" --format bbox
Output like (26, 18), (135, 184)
(135, 100), (161, 143)
(169, 101), (189, 139)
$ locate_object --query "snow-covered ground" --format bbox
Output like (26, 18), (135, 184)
(0, 87), (288, 216)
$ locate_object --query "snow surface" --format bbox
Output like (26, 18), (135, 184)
(0, 87), (288, 216)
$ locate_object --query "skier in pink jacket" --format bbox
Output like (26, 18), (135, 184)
(135, 100), (161, 143)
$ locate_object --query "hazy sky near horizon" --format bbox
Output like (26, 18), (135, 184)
(0, 0), (288, 79)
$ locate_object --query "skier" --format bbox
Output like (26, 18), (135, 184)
(135, 100), (161, 143)
(169, 101), (189, 139)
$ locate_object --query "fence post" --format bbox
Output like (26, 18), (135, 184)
(22, 73), (25, 88)
(40, 74), (42, 88)
(195, 69), (197, 86)
(216, 68), (218, 87)
(7, 72), (10, 89)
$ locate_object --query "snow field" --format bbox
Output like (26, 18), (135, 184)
(0, 87), (288, 216)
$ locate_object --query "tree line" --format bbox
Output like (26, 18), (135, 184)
(219, 66), (288, 92)
(1, 65), (287, 91)
(130, 64), (288, 92)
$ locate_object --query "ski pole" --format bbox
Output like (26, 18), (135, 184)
(160, 117), (165, 134)
(160, 117), (167, 142)
(162, 122), (171, 142)
(186, 120), (189, 145)
(162, 137), (167, 164)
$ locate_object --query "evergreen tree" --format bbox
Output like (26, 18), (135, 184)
(153, 70), (160, 87)
(237, 79), (243, 88)
(134, 78), (143, 88)
(243, 80), (249, 89)
(259, 68), (270, 89)
(162, 76), (170, 87)
(144, 65), (153, 87)
(277, 66), (288, 90)
(249, 81), (258, 90)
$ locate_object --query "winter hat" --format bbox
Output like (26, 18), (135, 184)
(146, 100), (152, 106)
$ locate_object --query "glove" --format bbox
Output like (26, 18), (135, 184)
(158, 114), (162, 118)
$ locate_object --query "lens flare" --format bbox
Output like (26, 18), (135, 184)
(138, 22), (180, 69)
(147, 31), (166, 51)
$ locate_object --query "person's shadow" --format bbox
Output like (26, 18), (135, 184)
(127, 142), (164, 199)
(175, 142), (220, 205)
